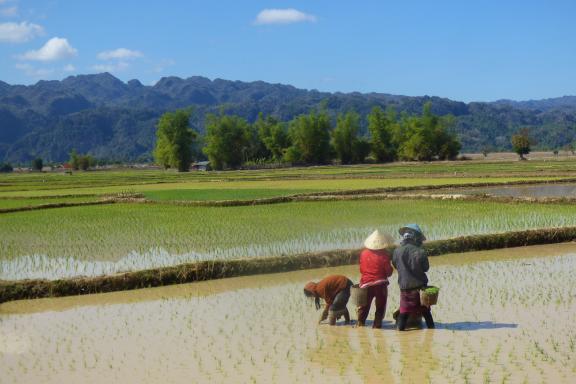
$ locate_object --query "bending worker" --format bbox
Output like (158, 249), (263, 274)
(392, 224), (435, 331)
(304, 275), (353, 326)
(357, 230), (394, 328)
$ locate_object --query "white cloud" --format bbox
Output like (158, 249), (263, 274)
(97, 48), (142, 60)
(0, 6), (18, 17)
(63, 64), (75, 72)
(254, 8), (316, 25)
(20, 37), (77, 61)
(91, 61), (130, 73)
(0, 21), (43, 43)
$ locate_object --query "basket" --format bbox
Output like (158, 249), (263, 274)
(420, 286), (439, 306)
(351, 284), (368, 306)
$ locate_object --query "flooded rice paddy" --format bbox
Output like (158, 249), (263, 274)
(1, 243), (575, 383)
(459, 182), (576, 198)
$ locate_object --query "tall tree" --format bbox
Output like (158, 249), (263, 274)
(427, 112), (461, 161)
(69, 149), (79, 170)
(332, 111), (360, 164)
(285, 110), (332, 165)
(352, 138), (371, 163)
(368, 106), (396, 163)
(511, 128), (532, 160)
(203, 114), (251, 170)
(31, 158), (43, 171)
(397, 103), (460, 161)
(255, 113), (290, 161)
(0, 163), (13, 173)
(154, 108), (197, 172)
(77, 155), (95, 170)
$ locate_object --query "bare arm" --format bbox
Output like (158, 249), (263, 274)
(318, 304), (329, 324)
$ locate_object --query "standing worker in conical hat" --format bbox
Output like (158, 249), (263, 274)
(303, 275), (353, 326)
(392, 224), (435, 331)
(357, 230), (395, 328)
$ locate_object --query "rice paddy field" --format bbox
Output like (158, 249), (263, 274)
(2, 158), (576, 197)
(460, 182), (576, 198)
(1, 244), (575, 383)
(2, 161), (576, 383)
(1, 163), (576, 280)
(3, 200), (576, 280)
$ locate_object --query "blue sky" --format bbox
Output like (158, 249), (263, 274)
(0, 0), (574, 102)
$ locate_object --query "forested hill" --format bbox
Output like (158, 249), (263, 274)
(1, 72), (575, 163)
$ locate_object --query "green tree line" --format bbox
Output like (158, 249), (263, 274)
(154, 103), (462, 171)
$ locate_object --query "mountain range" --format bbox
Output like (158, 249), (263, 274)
(1, 73), (575, 163)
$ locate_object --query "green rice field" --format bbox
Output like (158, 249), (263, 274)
(2, 158), (576, 197)
(0, 175), (564, 198)
(2, 164), (576, 281)
(3, 199), (576, 280)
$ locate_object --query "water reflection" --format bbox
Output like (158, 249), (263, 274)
(308, 327), (396, 383)
(460, 183), (576, 198)
(436, 321), (518, 331)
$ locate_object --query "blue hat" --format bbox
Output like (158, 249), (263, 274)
(399, 224), (426, 240)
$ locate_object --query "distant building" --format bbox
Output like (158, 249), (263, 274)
(191, 161), (210, 171)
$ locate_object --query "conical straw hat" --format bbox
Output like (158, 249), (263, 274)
(364, 230), (395, 250)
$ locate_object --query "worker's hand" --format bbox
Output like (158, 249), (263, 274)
(318, 308), (328, 324)
(314, 298), (321, 310)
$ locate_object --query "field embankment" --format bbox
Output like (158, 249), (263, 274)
(2, 226), (576, 303)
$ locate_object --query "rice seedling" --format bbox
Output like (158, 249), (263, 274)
(2, 199), (576, 280)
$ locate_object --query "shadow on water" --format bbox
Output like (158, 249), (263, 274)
(436, 321), (518, 331)
(335, 319), (396, 330)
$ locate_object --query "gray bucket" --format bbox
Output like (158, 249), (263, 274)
(351, 284), (368, 306)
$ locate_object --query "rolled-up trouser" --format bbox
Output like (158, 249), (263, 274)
(330, 279), (353, 313)
(328, 308), (350, 325)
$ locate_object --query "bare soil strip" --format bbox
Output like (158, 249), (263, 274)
(0, 200), (116, 214)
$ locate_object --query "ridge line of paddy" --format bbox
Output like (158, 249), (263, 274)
(140, 193), (576, 208)
(0, 199), (117, 214)
(1, 226), (576, 303)
(2, 177), (575, 213)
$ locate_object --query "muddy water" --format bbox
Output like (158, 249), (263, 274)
(459, 182), (576, 198)
(1, 244), (575, 383)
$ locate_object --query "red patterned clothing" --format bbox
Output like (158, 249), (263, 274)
(399, 289), (429, 314)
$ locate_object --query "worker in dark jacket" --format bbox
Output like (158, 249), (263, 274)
(304, 275), (353, 325)
(392, 224), (435, 330)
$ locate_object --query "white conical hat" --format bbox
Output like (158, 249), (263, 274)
(364, 230), (395, 250)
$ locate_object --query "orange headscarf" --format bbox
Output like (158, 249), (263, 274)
(304, 282), (317, 295)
